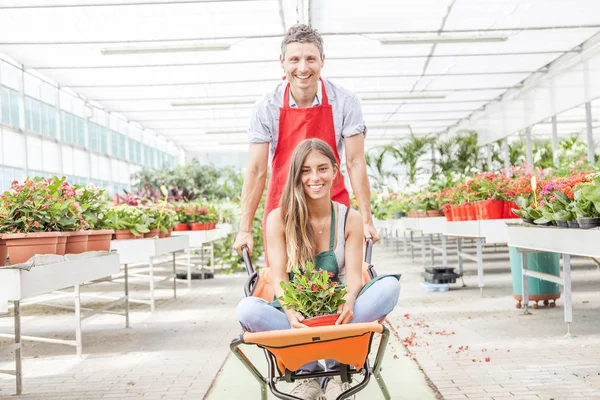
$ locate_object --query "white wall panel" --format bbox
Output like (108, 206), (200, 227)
(26, 135), (43, 171)
(73, 148), (89, 178)
(0, 61), (20, 90)
(90, 153), (100, 179)
(2, 129), (25, 168)
(42, 140), (61, 173)
(110, 159), (120, 182)
(118, 160), (129, 183)
(61, 145), (73, 175)
(98, 155), (111, 182)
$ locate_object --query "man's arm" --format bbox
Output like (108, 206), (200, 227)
(233, 142), (269, 255)
(344, 134), (380, 242)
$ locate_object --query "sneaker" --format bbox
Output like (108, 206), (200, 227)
(289, 378), (323, 400)
(323, 376), (355, 400)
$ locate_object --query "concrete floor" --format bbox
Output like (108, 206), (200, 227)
(1, 235), (600, 400)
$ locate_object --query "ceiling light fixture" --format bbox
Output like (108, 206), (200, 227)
(171, 99), (256, 107)
(369, 124), (412, 129)
(205, 128), (247, 135)
(361, 94), (446, 101)
(379, 34), (508, 45)
(101, 43), (231, 55)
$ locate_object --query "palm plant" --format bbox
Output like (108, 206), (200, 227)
(365, 147), (396, 190)
(385, 134), (436, 185)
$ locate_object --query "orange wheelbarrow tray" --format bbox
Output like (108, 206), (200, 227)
(230, 239), (393, 400)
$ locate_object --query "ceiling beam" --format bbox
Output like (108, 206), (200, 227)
(64, 70), (532, 89)
(1, 25), (598, 45)
(29, 51), (569, 70)
(0, 0), (253, 9)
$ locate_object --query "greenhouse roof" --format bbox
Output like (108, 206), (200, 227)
(1, 0), (600, 152)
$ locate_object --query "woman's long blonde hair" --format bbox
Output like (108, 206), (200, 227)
(279, 139), (339, 273)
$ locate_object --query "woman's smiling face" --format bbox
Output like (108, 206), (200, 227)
(301, 150), (336, 200)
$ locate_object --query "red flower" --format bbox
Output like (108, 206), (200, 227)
(311, 284), (319, 292)
(327, 271), (334, 278)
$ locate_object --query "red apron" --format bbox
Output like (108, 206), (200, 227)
(263, 79), (350, 262)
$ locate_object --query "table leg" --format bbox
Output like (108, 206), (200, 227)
(420, 234), (426, 266)
(429, 234), (435, 266)
(563, 254), (573, 338)
(124, 263), (130, 328)
(476, 238), (484, 296)
(172, 252), (177, 299)
(395, 229), (399, 254)
(410, 231), (414, 261)
(149, 258), (155, 312)
(186, 248), (192, 289)
(210, 242), (215, 274)
(442, 235), (447, 265)
(522, 250), (531, 315)
(74, 284), (82, 357)
(14, 300), (22, 395)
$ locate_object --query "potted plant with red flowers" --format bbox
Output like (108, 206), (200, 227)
(278, 261), (348, 327)
(0, 177), (64, 264)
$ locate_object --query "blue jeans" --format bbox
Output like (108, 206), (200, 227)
(236, 276), (400, 383)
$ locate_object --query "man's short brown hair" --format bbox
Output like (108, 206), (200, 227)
(281, 24), (324, 57)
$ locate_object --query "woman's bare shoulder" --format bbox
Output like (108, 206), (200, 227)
(266, 208), (284, 229)
(343, 206), (363, 233)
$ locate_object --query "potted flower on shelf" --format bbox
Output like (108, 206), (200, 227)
(278, 261), (348, 327)
(74, 183), (114, 251)
(106, 205), (151, 240)
(0, 178), (63, 265)
(572, 177), (600, 229)
(512, 195), (543, 225)
(155, 206), (176, 238)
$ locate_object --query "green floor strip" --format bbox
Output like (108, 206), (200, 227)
(207, 331), (436, 400)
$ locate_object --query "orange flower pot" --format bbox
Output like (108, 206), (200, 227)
(87, 229), (115, 251)
(113, 229), (141, 240)
(56, 234), (68, 256)
(173, 223), (189, 231)
(304, 314), (341, 327)
(443, 205), (453, 221)
(465, 204), (477, 221)
(486, 200), (505, 220)
(191, 223), (210, 231)
(65, 231), (89, 254)
(0, 240), (7, 267)
(144, 228), (160, 238)
(1, 232), (61, 265)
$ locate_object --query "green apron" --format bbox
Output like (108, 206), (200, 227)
(272, 202), (400, 310)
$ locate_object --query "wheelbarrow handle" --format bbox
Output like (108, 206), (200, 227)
(242, 245), (255, 275)
(364, 238), (373, 264)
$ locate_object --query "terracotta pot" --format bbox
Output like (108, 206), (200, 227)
(56, 234), (68, 256)
(465, 204), (477, 221)
(87, 229), (114, 251)
(113, 229), (140, 240)
(191, 222), (209, 231)
(426, 210), (442, 217)
(144, 228), (160, 238)
(304, 314), (341, 328)
(1, 232), (60, 265)
(0, 240), (6, 267)
(167, 228), (173, 237)
(173, 223), (189, 231)
(64, 231), (89, 254)
(158, 229), (167, 238)
(486, 200), (505, 220)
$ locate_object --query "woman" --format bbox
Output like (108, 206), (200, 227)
(236, 138), (400, 400)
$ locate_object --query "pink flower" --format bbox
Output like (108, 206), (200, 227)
(323, 284), (330, 290)
(311, 285), (319, 292)
(25, 180), (34, 187)
(33, 221), (40, 228)
(44, 204), (50, 210)
(296, 286), (303, 293)
(327, 271), (334, 278)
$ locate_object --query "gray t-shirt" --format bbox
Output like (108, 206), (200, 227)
(247, 77), (367, 161)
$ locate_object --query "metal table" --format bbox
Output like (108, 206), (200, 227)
(110, 235), (189, 312)
(506, 223), (600, 337)
(0, 253), (121, 395)
(172, 229), (220, 281)
(444, 219), (510, 294)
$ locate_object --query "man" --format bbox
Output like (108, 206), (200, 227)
(233, 24), (379, 258)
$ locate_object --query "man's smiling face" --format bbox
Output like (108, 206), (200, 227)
(280, 42), (325, 93)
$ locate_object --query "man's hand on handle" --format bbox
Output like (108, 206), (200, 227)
(233, 230), (254, 256)
(364, 221), (380, 244)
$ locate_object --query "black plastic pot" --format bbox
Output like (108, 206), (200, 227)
(555, 220), (568, 228)
(577, 218), (600, 229)
(394, 212), (405, 219)
(522, 218), (534, 225)
(567, 220), (580, 229)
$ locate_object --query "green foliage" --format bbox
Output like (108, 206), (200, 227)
(365, 147), (396, 190)
(278, 261), (347, 318)
(512, 195), (542, 221)
(104, 205), (151, 236)
(385, 133), (435, 185)
(131, 160), (244, 202)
